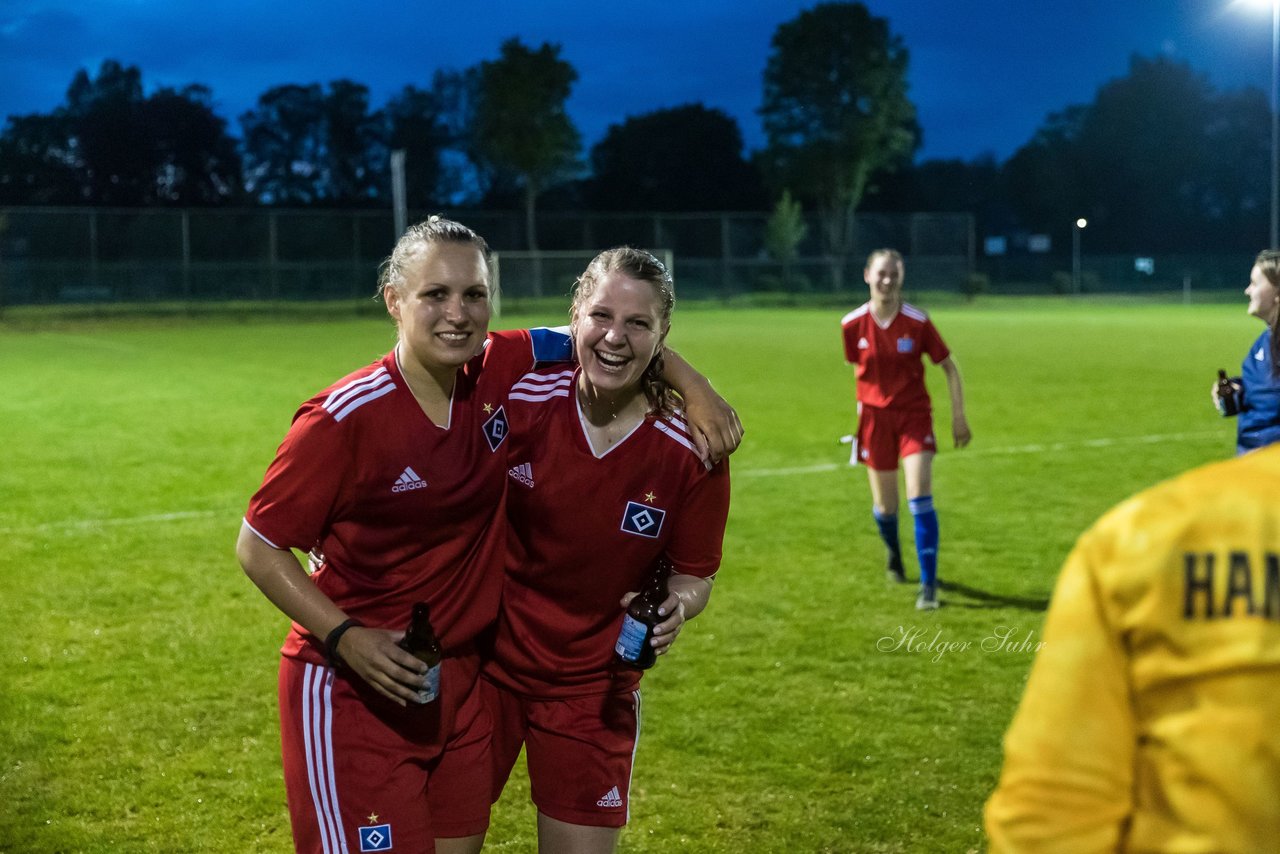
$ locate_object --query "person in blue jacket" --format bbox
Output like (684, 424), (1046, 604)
(1213, 249), (1280, 453)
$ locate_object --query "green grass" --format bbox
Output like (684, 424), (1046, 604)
(0, 297), (1255, 852)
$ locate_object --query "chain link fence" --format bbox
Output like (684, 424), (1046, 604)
(0, 206), (978, 307)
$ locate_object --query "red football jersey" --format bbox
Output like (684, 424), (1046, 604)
(487, 366), (731, 698)
(841, 301), (950, 410)
(244, 329), (550, 663)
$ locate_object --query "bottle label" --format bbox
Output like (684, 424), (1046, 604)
(410, 662), (441, 704)
(615, 614), (652, 663)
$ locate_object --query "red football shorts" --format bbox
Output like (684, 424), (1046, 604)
(483, 676), (640, 828)
(855, 405), (936, 470)
(278, 654), (493, 854)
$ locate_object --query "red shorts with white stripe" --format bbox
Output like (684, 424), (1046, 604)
(278, 654), (493, 853)
(483, 676), (639, 828)
(855, 405), (937, 470)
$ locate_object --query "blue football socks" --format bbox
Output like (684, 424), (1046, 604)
(873, 507), (902, 566)
(909, 495), (939, 587)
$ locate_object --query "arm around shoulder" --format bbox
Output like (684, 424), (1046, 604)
(662, 347), (744, 463)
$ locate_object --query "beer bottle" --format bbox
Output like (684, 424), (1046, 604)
(615, 556), (672, 670)
(1216, 370), (1240, 416)
(399, 602), (442, 704)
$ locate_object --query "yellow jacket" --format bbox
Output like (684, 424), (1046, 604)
(985, 444), (1280, 853)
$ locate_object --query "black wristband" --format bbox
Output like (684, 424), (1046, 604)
(324, 618), (363, 667)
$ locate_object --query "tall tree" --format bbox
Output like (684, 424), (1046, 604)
(472, 38), (581, 254)
(146, 85), (243, 203)
(765, 189), (810, 290)
(322, 80), (384, 205)
(383, 84), (451, 208)
(240, 83), (327, 204)
(588, 104), (766, 211)
(66, 60), (152, 204)
(0, 60), (241, 205)
(1073, 55), (1212, 250)
(241, 80), (384, 205)
(1002, 105), (1088, 240)
(1004, 55), (1269, 252)
(759, 1), (918, 288)
(0, 112), (82, 204)
(1200, 87), (1271, 248)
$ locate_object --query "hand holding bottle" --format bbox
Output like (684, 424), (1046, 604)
(620, 588), (686, 658)
(329, 625), (435, 707)
(398, 603), (443, 704)
(1213, 369), (1242, 417)
(615, 557), (672, 669)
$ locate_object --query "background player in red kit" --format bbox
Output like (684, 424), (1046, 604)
(235, 220), (739, 854)
(483, 248), (731, 853)
(841, 248), (970, 610)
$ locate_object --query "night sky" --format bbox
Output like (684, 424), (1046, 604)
(1, 0), (1276, 162)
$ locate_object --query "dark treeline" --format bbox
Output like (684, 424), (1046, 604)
(0, 2), (1272, 254)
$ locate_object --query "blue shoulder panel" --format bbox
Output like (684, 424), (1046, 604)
(529, 326), (573, 364)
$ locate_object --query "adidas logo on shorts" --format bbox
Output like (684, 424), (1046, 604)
(596, 786), (623, 808)
(508, 462), (534, 488)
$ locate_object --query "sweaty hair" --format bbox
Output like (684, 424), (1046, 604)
(376, 215), (492, 299)
(866, 248), (904, 270)
(570, 247), (678, 417)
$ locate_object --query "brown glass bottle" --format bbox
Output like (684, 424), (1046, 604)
(1217, 370), (1240, 416)
(614, 556), (672, 670)
(399, 602), (442, 704)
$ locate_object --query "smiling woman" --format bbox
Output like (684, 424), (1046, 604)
(1211, 248), (1280, 453)
(573, 252), (676, 452)
(234, 216), (575, 854)
(482, 247), (731, 854)
(379, 225), (495, 425)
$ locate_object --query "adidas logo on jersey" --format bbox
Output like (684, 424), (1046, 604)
(391, 467), (428, 493)
(596, 786), (623, 808)
(857, 337), (869, 349)
(508, 462), (534, 488)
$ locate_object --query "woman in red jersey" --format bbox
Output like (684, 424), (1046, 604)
(482, 247), (731, 854)
(841, 248), (970, 610)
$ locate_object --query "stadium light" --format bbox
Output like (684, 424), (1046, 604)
(1072, 218), (1088, 295)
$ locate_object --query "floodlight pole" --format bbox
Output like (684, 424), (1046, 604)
(1271, 0), (1278, 247)
(1072, 218), (1087, 295)
(390, 149), (408, 241)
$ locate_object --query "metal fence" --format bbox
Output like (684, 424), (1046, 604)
(0, 207), (978, 307)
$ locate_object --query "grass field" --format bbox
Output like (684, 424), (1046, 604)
(0, 296), (1255, 852)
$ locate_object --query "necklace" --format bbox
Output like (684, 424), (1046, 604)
(577, 384), (645, 455)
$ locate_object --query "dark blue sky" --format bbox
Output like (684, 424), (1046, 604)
(1, 0), (1276, 162)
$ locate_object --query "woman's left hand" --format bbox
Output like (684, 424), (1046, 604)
(684, 389), (744, 465)
(620, 590), (687, 655)
(953, 414), (972, 448)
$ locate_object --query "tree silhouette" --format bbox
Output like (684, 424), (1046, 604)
(472, 38), (581, 259)
(760, 2), (918, 289)
(588, 104), (765, 211)
(0, 60), (241, 205)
